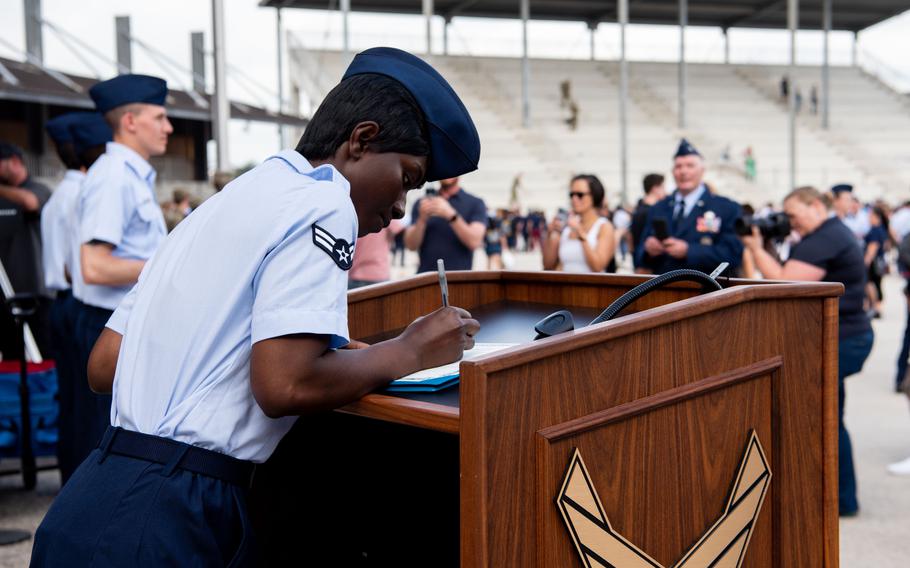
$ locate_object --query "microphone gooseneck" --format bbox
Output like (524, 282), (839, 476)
(589, 269), (722, 325)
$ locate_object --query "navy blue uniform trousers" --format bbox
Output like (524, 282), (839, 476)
(48, 290), (79, 484)
(71, 301), (114, 469)
(31, 434), (255, 566)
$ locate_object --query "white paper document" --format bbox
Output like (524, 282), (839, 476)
(393, 343), (519, 383)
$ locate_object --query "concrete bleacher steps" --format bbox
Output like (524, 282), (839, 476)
(290, 49), (910, 212)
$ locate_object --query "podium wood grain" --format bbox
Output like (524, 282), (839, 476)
(252, 271), (841, 567)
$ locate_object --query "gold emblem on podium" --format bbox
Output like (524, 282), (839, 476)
(557, 431), (771, 568)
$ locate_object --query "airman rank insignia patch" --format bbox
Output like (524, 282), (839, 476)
(312, 223), (355, 270)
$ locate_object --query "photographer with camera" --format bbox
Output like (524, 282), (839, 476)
(542, 174), (615, 273)
(740, 186), (872, 517)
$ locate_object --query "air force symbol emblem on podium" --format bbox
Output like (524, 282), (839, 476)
(557, 431), (771, 568)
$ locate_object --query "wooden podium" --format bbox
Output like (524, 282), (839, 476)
(250, 271), (841, 568)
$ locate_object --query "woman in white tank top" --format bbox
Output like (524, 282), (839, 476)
(542, 175), (616, 273)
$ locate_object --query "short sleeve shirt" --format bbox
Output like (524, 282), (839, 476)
(75, 142), (167, 310)
(0, 177), (51, 296)
(41, 170), (84, 292)
(864, 226), (887, 260)
(789, 217), (871, 339)
(411, 188), (486, 273)
(106, 150), (357, 462)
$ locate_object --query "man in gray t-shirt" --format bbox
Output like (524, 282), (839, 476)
(0, 142), (52, 355)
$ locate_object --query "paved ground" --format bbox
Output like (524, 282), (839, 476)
(1, 250), (908, 566)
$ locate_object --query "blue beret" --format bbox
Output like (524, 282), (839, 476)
(46, 113), (80, 145)
(674, 138), (701, 159)
(70, 113), (112, 155)
(831, 183), (853, 195)
(89, 74), (168, 114)
(342, 47), (480, 182)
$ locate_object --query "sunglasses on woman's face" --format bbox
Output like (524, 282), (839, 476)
(569, 192), (590, 199)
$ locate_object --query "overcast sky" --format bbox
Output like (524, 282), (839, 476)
(2, 1), (908, 170)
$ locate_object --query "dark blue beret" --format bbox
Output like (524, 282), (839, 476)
(674, 138), (701, 159)
(831, 183), (853, 195)
(0, 142), (23, 161)
(46, 113), (80, 145)
(70, 113), (113, 155)
(342, 47), (480, 182)
(89, 74), (168, 114)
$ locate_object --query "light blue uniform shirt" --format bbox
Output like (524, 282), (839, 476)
(40, 169), (84, 292)
(106, 150), (357, 462)
(75, 142), (166, 310)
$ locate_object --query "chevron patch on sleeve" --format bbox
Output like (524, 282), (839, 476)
(312, 223), (355, 271)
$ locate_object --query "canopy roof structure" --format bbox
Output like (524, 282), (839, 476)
(0, 56), (306, 126)
(261, 0), (906, 32)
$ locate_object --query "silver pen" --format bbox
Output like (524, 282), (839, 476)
(437, 258), (449, 307)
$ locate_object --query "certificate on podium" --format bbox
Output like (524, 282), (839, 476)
(385, 343), (518, 392)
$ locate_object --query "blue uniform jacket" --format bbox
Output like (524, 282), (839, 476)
(635, 190), (743, 274)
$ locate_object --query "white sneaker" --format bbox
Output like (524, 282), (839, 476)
(886, 456), (910, 476)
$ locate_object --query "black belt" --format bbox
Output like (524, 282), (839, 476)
(98, 427), (256, 488)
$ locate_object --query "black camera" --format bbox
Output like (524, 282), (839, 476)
(734, 212), (791, 241)
(425, 187), (438, 197)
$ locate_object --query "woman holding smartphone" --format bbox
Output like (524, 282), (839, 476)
(543, 174), (616, 273)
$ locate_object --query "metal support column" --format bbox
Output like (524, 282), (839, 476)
(341, 0), (350, 59)
(822, 0), (830, 129)
(191, 32), (205, 92)
(787, 0), (798, 191)
(679, 0), (687, 130)
(212, 0), (230, 172)
(520, 0), (530, 128)
(588, 21), (597, 61)
(276, 8), (286, 148)
(723, 27), (730, 64)
(852, 31), (858, 66)
(423, 0), (433, 55)
(619, 0), (629, 204)
(24, 0), (43, 64)
(115, 16), (132, 74)
(443, 16), (450, 55)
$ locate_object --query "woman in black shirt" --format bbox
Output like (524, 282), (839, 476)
(741, 186), (872, 517)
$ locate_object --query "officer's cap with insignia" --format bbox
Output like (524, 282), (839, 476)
(70, 113), (113, 155)
(89, 74), (168, 114)
(341, 47), (480, 182)
(674, 138), (702, 159)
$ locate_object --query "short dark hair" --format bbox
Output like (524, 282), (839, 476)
(296, 74), (429, 166)
(79, 144), (106, 169)
(643, 173), (664, 195)
(0, 142), (24, 161)
(571, 174), (605, 208)
(52, 141), (82, 170)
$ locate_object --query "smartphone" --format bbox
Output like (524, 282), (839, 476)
(653, 217), (670, 241)
(556, 208), (569, 224)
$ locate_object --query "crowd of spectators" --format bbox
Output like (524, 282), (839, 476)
(6, 130), (910, 502)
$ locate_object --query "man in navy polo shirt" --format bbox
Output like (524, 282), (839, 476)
(404, 176), (487, 272)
